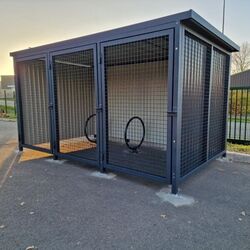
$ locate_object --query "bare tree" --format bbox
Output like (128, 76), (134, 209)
(232, 42), (250, 74)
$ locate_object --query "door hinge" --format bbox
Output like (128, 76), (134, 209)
(96, 104), (103, 112)
(167, 111), (177, 117)
(48, 103), (53, 110)
(100, 55), (102, 64)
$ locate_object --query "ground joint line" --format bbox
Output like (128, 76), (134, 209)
(0, 141), (19, 189)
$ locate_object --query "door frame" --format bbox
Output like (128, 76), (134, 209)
(49, 44), (101, 166)
(100, 29), (174, 182)
(15, 53), (53, 153)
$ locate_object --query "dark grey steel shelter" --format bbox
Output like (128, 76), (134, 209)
(10, 10), (239, 193)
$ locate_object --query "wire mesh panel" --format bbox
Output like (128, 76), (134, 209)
(180, 32), (211, 177)
(103, 35), (169, 177)
(53, 49), (97, 161)
(17, 58), (51, 150)
(228, 88), (250, 143)
(209, 49), (229, 158)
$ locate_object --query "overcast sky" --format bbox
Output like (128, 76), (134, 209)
(0, 0), (249, 75)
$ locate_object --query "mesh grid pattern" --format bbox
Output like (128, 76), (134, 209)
(228, 88), (250, 142)
(180, 32), (211, 177)
(53, 49), (97, 160)
(208, 49), (229, 158)
(17, 59), (50, 149)
(104, 36), (169, 177)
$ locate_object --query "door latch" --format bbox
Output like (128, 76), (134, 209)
(48, 103), (53, 110)
(96, 105), (103, 112)
(167, 111), (177, 117)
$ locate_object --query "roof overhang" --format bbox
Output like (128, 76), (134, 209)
(181, 10), (239, 52)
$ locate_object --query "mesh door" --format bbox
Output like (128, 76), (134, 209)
(208, 49), (229, 158)
(103, 35), (169, 177)
(17, 58), (51, 150)
(53, 49), (97, 161)
(180, 32), (211, 177)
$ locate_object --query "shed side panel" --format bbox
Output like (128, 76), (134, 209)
(180, 32), (211, 177)
(209, 49), (229, 158)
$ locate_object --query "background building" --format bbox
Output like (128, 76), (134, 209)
(0, 75), (15, 90)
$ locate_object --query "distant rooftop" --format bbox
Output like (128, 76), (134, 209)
(231, 69), (250, 88)
(0, 75), (15, 89)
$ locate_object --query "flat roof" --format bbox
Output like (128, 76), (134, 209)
(10, 9), (239, 59)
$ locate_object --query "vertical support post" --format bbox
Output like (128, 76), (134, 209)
(47, 53), (58, 160)
(166, 30), (174, 184)
(93, 44), (103, 172)
(171, 23), (184, 194)
(206, 47), (214, 160)
(13, 60), (23, 151)
(100, 44), (107, 173)
(224, 55), (231, 155)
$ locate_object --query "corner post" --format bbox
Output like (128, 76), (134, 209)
(13, 59), (24, 152)
(206, 46), (214, 160)
(224, 55), (232, 157)
(171, 23), (184, 194)
(47, 53), (59, 160)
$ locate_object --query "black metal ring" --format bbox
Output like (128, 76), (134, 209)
(84, 114), (97, 143)
(124, 116), (145, 152)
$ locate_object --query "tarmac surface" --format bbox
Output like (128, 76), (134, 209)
(0, 121), (249, 250)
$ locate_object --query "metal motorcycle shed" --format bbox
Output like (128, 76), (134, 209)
(10, 10), (239, 193)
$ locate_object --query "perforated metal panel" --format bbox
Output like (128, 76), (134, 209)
(209, 49), (229, 158)
(17, 58), (51, 150)
(53, 49), (97, 160)
(180, 32), (211, 177)
(103, 35), (169, 177)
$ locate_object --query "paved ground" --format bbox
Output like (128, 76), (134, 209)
(0, 121), (250, 249)
(0, 120), (17, 145)
(0, 120), (18, 186)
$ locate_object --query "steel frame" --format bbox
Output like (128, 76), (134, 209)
(174, 26), (233, 186)
(49, 44), (99, 165)
(15, 53), (53, 154)
(100, 29), (174, 183)
(11, 10), (239, 194)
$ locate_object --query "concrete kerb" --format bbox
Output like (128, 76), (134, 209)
(226, 151), (250, 164)
(0, 118), (17, 122)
